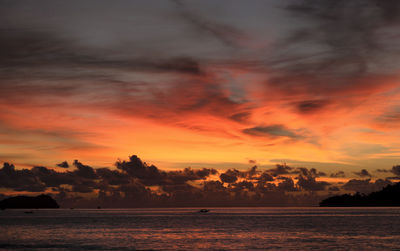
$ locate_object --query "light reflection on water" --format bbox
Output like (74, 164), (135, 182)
(1, 207), (400, 250)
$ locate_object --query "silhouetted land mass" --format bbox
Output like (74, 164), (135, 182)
(320, 182), (400, 207)
(0, 194), (59, 209)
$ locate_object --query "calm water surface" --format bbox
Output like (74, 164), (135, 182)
(1, 207), (400, 250)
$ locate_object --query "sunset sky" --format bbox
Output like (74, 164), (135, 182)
(1, 0), (400, 206)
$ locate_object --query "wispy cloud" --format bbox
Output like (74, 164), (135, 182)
(171, 0), (249, 48)
(1, 0), (400, 174)
(243, 125), (305, 140)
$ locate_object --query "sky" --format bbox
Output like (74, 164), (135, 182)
(1, 0), (400, 206)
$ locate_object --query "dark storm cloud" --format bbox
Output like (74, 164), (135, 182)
(56, 161), (69, 168)
(354, 169), (372, 177)
(243, 125), (304, 139)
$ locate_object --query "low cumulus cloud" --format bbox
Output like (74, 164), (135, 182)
(342, 178), (392, 194)
(265, 163), (292, 177)
(116, 155), (217, 187)
(391, 165), (400, 176)
(375, 165), (400, 178)
(0, 155), (360, 207)
(297, 175), (329, 191)
(293, 167), (326, 177)
(354, 169), (372, 178)
(56, 161), (69, 168)
(1, 155), (397, 207)
(295, 167), (330, 191)
(248, 159), (257, 164)
(330, 171), (345, 178)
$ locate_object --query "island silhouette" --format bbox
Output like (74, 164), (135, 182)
(320, 182), (400, 207)
(0, 194), (59, 209)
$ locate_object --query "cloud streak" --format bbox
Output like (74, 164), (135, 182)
(1, 0), (400, 179)
(171, 0), (249, 48)
(243, 125), (305, 140)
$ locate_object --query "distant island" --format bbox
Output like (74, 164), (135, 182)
(0, 194), (59, 209)
(320, 182), (400, 207)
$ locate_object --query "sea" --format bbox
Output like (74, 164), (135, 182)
(1, 207), (400, 250)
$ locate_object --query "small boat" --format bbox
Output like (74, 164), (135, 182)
(24, 211), (34, 214)
(198, 209), (210, 213)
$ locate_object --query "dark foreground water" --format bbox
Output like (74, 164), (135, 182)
(1, 207), (400, 250)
